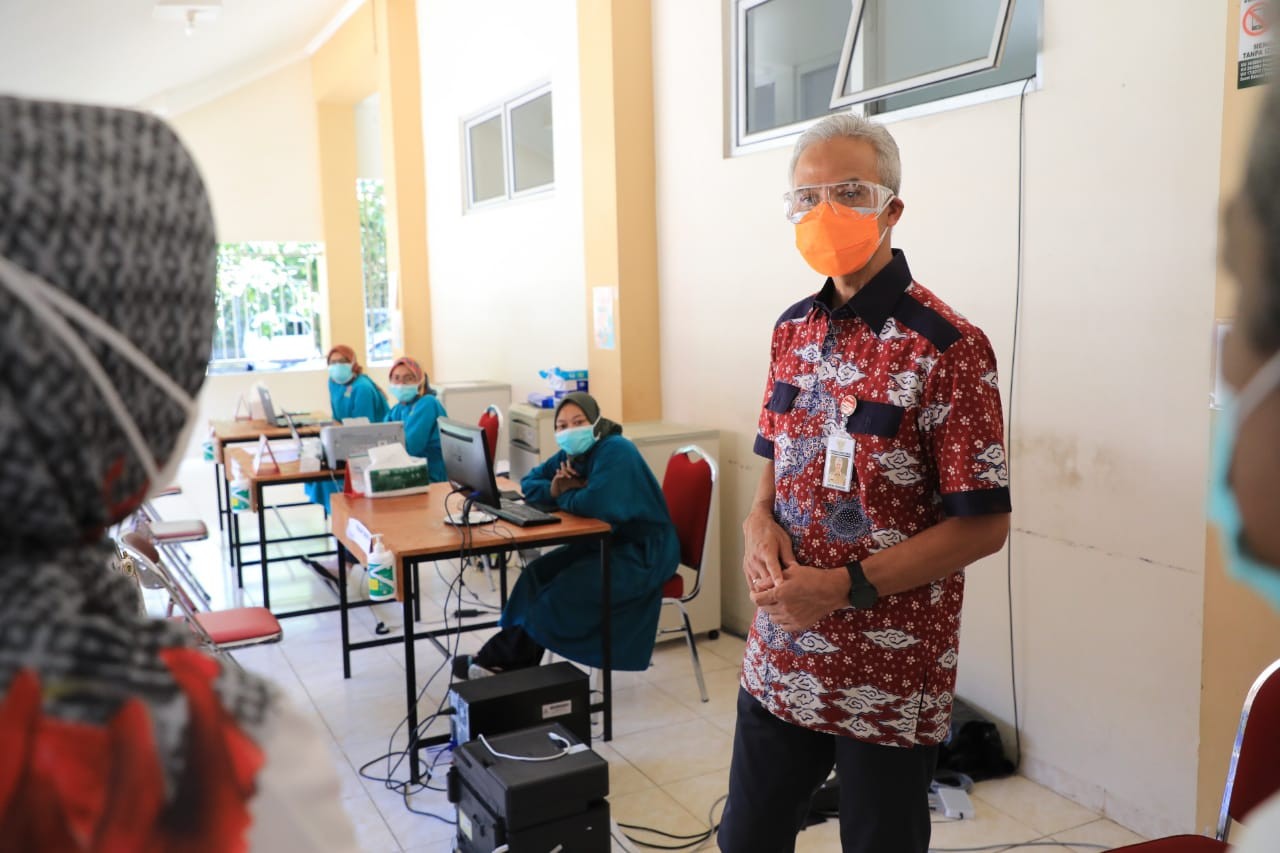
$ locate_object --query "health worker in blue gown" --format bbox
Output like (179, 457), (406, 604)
(454, 392), (680, 677)
(384, 356), (447, 483)
(305, 344), (389, 512)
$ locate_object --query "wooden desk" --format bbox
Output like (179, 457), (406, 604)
(330, 486), (614, 782)
(223, 446), (339, 616)
(208, 415), (330, 535)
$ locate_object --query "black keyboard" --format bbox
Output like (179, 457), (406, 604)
(484, 499), (561, 527)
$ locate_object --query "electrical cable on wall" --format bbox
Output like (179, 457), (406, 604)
(1003, 74), (1035, 771)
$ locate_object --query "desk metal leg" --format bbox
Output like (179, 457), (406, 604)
(339, 544), (351, 679)
(257, 484), (270, 611)
(214, 461), (225, 531)
(601, 537), (612, 742)
(413, 568), (421, 623)
(403, 557), (421, 784)
(232, 510), (243, 588)
(499, 553), (508, 607)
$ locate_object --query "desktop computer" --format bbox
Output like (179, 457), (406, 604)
(439, 418), (560, 527)
(447, 661), (591, 746)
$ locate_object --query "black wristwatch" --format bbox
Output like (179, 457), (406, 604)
(845, 560), (879, 610)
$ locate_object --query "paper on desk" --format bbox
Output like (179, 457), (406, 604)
(265, 439), (302, 462)
(346, 518), (372, 558)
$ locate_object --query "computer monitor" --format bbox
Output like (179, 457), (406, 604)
(440, 418), (502, 509)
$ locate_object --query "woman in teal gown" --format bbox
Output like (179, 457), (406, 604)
(305, 344), (389, 512)
(384, 356), (447, 482)
(457, 392), (679, 675)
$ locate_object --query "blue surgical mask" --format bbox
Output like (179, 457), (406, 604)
(328, 363), (353, 384)
(390, 383), (418, 404)
(1208, 348), (1280, 608)
(556, 423), (597, 456)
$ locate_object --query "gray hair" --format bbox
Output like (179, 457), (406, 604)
(1245, 84), (1280, 351)
(788, 112), (902, 195)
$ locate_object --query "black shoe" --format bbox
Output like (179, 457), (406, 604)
(452, 655), (474, 680)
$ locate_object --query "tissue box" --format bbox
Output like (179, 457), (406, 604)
(362, 443), (432, 498)
(366, 464), (429, 494)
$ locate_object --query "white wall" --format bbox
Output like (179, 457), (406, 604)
(416, 0), (587, 402)
(652, 0), (1221, 838)
(169, 60), (323, 243)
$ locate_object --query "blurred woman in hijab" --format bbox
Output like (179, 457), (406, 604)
(0, 96), (356, 851)
(1206, 83), (1280, 851)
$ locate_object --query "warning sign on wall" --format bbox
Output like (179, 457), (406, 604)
(1239, 0), (1272, 89)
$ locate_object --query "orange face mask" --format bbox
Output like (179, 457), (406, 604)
(794, 204), (887, 277)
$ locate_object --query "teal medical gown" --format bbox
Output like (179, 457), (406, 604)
(385, 393), (448, 483)
(305, 373), (390, 511)
(503, 434), (680, 671)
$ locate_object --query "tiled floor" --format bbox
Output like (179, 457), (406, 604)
(153, 460), (1146, 852)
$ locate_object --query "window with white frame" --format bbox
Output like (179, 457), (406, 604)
(733, 0), (1039, 150)
(464, 85), (555, 208)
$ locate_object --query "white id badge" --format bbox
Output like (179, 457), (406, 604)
(823, 433), (855, 492)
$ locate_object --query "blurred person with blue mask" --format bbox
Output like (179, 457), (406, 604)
(383, 355), (447, 482)
(1210, 81), (1280, 852)
(453, 392), (680, 678)
(304, 343), (389, 512)
(0, 96), (355, 851)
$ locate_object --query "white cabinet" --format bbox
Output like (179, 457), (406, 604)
(508, 403), (557, 482)
(437, 381), (511, 467)
(624, 421), (722, 641)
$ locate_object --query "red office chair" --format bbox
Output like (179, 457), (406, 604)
(469, 405), (506, 590)
(657, 445), (718, 703)
(1110, 658), (1280, 851)
(479, 405), (502, 463)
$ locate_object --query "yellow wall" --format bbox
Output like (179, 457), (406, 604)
(310, 0), (431, 369)
(374, 0), (432, 373)
(315, 103), (365, 358)
(170, 61), (323, 243)
(311, 4), (377, 104)
(1196, 0), (1277, 832)
(578, 0), (661, 421)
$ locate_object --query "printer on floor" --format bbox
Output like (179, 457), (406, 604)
(448, 723), (610, 852)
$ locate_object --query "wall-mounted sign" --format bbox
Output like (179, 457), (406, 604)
(1239, 0), (1272, 89)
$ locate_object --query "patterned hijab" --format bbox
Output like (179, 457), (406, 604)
(390, 355), (432, 395)
(0, 97), (272, 796)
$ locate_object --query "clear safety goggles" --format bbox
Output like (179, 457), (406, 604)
(782, 180), (895, 224)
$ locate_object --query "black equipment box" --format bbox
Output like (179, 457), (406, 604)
(448, 661), (591, 745)
(448, 723), (610, 852)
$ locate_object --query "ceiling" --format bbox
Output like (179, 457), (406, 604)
(0, 0), (353, 111)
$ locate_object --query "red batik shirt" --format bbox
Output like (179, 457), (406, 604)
(745, 250), (1011, 747)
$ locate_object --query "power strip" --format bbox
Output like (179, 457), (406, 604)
(928, 786), (976, 820)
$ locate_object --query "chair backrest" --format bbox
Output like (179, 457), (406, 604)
(118, 533), (210, 643)
(1219, 658), (1280, 839)
(479, 405), (502, 461)
(661, 445), (718, 597)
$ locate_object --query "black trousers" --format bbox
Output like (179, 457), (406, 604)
(474, 626), (546, 671)
(718, 687), (938, 853)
